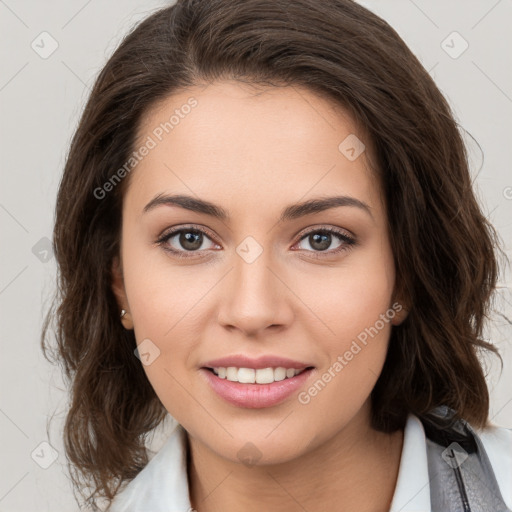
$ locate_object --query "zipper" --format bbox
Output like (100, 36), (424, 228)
(453, 463), (471, 512)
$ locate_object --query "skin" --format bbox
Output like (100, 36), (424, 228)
(111, 80), (409, 512)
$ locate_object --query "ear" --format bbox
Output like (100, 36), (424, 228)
(389, 280), (410, 326)
(390, 300), (409, 326)
(111, 255), (133, 330)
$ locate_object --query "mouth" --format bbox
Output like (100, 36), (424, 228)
(200, 365), (316, 408)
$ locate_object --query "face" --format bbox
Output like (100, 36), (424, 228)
(111, 80), (408, 465)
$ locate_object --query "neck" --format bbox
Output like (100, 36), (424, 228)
(186, 404), (404, 512)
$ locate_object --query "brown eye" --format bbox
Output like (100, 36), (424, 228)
(176, 230), (204, 251)
(156, 226), (218, 258)
(294, 227), (356, 258)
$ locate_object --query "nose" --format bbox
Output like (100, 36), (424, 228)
(216, 247), (294, 337)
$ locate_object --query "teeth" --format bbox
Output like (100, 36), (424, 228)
(226, 367), (238, 381)
(274, 367), (286, 381)
(238, 368), (255, 383)
(212, 366), (304, 383)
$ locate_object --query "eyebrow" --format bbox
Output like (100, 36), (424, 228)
(143, 193), (373, 222)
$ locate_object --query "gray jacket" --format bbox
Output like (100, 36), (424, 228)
(423, 406), (511, 512)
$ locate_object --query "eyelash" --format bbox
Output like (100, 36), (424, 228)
(155, 224), (357, 260)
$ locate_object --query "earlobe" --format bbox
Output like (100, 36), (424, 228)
(390, 279), (410, 326)
(111, 255), (134, 330)
(390, 299), (410, 326)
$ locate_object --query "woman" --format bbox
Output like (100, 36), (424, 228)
(41, 0), (512, 511)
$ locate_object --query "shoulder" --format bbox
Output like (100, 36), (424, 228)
(420, 407), (512, 511)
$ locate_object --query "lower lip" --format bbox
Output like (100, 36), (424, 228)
(200, 367), (315, 408)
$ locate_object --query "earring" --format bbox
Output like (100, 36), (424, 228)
(119, 308), (134, 330)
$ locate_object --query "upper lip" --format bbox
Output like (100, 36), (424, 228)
(201, 354), (314, 370)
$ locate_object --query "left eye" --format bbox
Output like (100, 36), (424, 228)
(294, 228), (355, 254)
(292, 228), (356, 258)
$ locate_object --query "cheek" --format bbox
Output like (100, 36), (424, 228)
(293, 241), (395, 405)
(297, 241), (395, 345)
(119, 238), (195, 394)
(297, 287), (394, 428)
(121, 233), (193, 336)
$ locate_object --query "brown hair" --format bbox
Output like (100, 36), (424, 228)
(41, 0), (507, 509)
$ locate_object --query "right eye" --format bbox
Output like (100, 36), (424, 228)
(156, 225), (220, 258)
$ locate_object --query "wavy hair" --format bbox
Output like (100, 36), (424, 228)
(41, 0), (507, 509)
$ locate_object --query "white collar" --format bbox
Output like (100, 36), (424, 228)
(389, 414), (431, 511)
(109, 421), (191, 511)
(110, 414), (432, 511)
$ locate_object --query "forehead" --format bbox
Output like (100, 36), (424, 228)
(126, 80), (382, 222)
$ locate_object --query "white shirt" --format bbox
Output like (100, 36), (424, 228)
(109, 415), (512, 512)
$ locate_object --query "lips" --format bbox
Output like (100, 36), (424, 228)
(199, 354), (316, 408)
(200, 366), (315, 408)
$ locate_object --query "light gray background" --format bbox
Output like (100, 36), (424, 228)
(1, 1), (511, 511)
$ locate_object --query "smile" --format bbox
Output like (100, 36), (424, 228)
(210, 366), (306, 384)
(200, 366), (315, 408)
